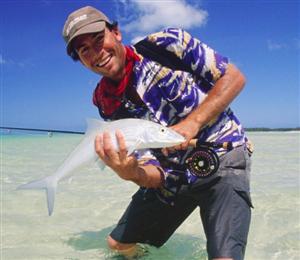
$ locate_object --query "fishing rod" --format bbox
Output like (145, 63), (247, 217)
(0, 126), (84, 135)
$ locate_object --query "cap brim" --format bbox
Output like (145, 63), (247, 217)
(66, 21), (106, 55)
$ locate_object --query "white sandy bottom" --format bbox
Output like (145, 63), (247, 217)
(2, 132), (300, 259)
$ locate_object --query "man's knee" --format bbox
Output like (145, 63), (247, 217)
(107, 236), (143, 258)
(212, 258), (233, 260)
(107, 235), (136, 251)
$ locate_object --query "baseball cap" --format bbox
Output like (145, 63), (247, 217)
(62, 6), (111, 58)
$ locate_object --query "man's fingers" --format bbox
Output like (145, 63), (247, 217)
(116, 130), (128, 159)
(161, 146), (176, 156)
(161, 139), (191, 156)
(180, 140), (190, 150)
(161, 148), (168, 156)
(103, 131), (118, 159)
(95, 134), (105, 158)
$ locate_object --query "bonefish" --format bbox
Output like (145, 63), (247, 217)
(18, 118), (185, 216)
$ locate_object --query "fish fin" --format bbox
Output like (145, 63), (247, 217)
(96, 159), (106, 170)
(46, 184), (56, 216)
(85, 118), (106, 135)
(127, 138), (143, 155)
(17, 176), (57, 216)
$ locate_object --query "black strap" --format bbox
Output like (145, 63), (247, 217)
(134, 40), (194, 74)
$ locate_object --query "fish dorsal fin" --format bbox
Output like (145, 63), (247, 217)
(85, 118), (107, 135)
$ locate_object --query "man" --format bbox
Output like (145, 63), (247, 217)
(63, 6), (253, 260)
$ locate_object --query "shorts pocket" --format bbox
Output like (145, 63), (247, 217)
(222, 146), (247, 170)
(234, 189), (254, 208)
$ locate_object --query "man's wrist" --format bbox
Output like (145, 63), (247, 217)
(116, 166), (140, 182)
(185, 113), (204, 133)
(128, 165), (163, 188)
(129, 167), (142, 183)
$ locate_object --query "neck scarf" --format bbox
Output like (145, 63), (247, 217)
(92, 46), (140, 117)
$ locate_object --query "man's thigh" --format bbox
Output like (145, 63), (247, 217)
(110, 188), (198, 247)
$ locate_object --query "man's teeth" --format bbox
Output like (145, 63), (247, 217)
(96, 55), (112, 67)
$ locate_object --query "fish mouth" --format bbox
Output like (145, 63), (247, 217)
(163, 135), (185, 147)
(95, 54), (113, 68)
(173, 132), (186, 143)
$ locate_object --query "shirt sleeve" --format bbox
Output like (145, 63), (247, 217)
(134, 149), (162, 168)
(146, 28), (229, 83)
(134, 149), (184, 205)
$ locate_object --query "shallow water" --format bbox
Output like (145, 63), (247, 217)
(1, 131), (300, 259)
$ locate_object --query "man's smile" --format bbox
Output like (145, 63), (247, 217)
(96, 54), (113, 68)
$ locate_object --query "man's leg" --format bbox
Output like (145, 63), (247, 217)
(108, 188), (198, 257)
(200, 182), (251, 260)
(198, 146), (252, 260)
(107, 236), (144, 258)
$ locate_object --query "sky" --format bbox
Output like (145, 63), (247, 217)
(1, 0), (299, 131)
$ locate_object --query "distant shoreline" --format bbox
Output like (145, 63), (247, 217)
(1, 126), (300, 134)
(245, 127), (300, 132)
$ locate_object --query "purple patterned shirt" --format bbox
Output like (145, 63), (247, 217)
(100, 28), (249, 203)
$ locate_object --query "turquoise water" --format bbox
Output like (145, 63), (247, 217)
(1, 131), (300, 259)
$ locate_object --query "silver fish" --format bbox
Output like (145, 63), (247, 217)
(18, 118), (185, 216)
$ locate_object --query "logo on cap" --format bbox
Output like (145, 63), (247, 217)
(66, 14), (88, 36)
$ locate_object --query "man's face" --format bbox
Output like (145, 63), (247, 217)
(73, 27), (126, 81)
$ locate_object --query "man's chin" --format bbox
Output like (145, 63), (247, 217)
(108, 70), (125, 82)
(92, 66), (124, 81)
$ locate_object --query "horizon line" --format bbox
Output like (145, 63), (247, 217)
(1, 126), (299, 134)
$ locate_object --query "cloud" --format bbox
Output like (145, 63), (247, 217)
(40, 0), (52, 5)
(0, 54), (6, 64)
(0, 54), (34, 68)
(267, 40), (287, 51)
(117, 0), (208, 38)
(267, 39), (300, 51)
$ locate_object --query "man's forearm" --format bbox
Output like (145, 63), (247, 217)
(188, 63), (246, 128)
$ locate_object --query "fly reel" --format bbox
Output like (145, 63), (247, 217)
(185, 146), (219, 178)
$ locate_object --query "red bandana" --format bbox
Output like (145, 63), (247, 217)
(92, 46), (140, 116)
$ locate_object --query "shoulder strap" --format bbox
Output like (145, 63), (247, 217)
(134, 39), (194, 74)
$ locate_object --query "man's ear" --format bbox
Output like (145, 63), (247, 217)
(112, 27), (122, 42)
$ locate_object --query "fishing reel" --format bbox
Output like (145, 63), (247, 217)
(185, 146), (219, 178)
(185, 141), (231, 178)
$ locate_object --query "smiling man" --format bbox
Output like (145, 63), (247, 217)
(63, 6), (253, 260)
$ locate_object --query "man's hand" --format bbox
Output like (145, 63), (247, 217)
(95, 130), (139, 181)
(95, 130), (164, 188)
(161, 117), (200, 156)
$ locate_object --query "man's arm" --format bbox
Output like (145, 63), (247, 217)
(147, 29), (245, 151)
(166, 63), (246, 151)
(95, 131), (163, 188)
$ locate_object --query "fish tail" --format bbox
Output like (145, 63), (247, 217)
(17, 176), (57, 216)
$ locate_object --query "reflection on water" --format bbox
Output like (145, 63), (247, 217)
(2, 131), (300, 259)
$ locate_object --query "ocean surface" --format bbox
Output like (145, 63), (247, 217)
(1, 131), (300, 260)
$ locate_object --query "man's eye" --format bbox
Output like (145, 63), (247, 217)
(95, 35), (104, 45)
(80, 47), (89, 55)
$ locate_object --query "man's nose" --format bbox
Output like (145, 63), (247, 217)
(90, 45), (101, 57)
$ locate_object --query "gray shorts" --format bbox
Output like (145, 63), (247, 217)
(110, 145), (252, 260)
